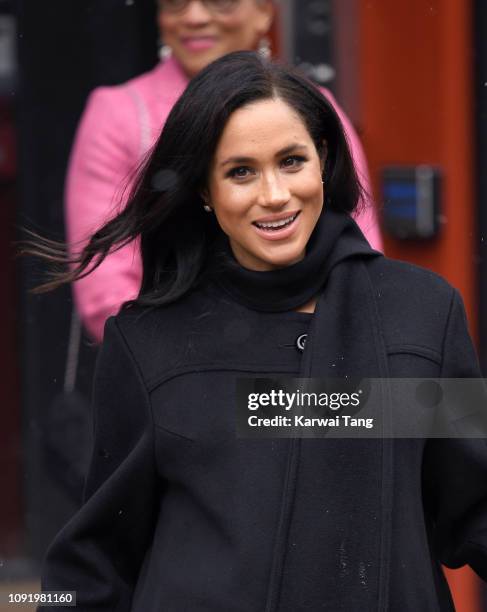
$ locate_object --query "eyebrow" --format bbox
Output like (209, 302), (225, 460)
(219, 143), (309, 167)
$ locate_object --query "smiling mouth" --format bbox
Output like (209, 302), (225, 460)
(253, 212), (300, 231)
(181, 37), (217, 51)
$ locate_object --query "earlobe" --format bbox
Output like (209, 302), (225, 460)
(201, 189), (214, 213)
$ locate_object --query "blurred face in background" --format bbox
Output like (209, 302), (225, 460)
(158, 0), (274, 77)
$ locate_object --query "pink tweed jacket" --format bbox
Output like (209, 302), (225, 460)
(66, 57), (382, 342)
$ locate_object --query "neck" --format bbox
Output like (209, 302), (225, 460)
(294, 296), (318, 313)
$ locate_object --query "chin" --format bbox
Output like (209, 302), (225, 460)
(260, 249), (305, 270)
(182, 50), (223, 76)
(264, 243), (306, 266)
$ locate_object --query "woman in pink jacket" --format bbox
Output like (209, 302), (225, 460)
(66, 0), (382, 342)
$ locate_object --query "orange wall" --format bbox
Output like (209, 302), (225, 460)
(359, 0), (477, 339)
(359, 2), (479, 610)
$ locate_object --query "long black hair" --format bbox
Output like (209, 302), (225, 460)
(27, 51), (364, 307)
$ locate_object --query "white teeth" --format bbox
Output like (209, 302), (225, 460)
(255, 213), (298, 230)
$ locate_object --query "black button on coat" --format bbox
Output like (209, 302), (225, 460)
(41, 256), (487, 611)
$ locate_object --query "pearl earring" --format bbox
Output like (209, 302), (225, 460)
(258, 37), (271, 60)
(203, 204), (213, 213)
(158, 44), (172, 62)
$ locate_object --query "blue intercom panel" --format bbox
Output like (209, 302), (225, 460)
(382, 166), (441, 239)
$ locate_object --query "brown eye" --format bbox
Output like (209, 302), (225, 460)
(281, 155), (306, 169)
(228, 166), (253, 179)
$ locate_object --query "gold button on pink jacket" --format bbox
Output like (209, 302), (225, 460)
(65, 57), (382, 342)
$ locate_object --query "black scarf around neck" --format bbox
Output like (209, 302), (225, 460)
(212, 208), (378, 313)
(212, 209), (395, 611)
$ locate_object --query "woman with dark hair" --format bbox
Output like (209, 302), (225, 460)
(39, 52), (487, 611)
(66, 0), (382, 343)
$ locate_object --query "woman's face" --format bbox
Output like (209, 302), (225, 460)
(158, 0), (273, 77)
(206, 97), (325, 272)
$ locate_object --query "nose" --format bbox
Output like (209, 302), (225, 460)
(258, 173), (291, 209)
(181, 1), (213, 25)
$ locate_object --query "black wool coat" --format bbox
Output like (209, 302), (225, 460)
(41, 255), (487, 612)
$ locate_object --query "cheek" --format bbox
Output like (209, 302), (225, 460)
(212, 189), (254, 236)
(216, 195), (252, 224)
(158, 13), (177, 38)
(216, 16), (255, 43)
(295, 174), (324, 204)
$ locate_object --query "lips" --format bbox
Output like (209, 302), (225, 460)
(253, 211), (301, 229)
(252, 211), (301, 241)
(254, 213), (299, 230)
(181, 37), (217, 51)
